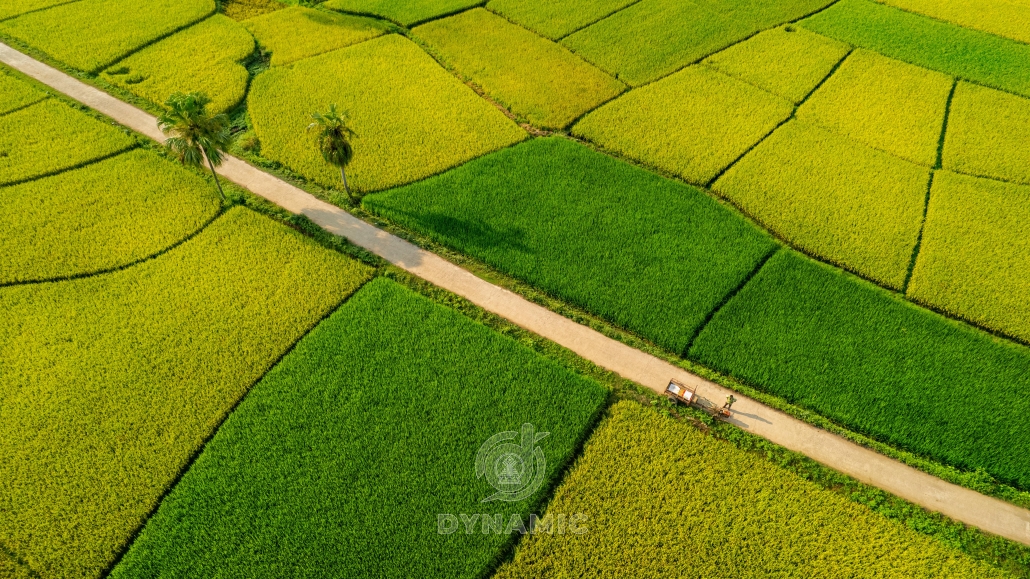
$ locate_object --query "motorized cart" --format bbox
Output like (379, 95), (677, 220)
(664, 379), (698, 406)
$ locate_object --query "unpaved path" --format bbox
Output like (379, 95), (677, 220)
(2, 41), (1028, 547)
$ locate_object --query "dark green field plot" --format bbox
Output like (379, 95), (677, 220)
(797, 49), (952, 166)
(322, 0), (478, 26)
(364, 137), (776, 354)
(249, 34), (525, 193)
(0, 98), (135, 186)
(487, 0), (636, 40)
(0, 68), (46, 115)
(690, 249), (1030, 489)
(0, 0), (214, 72)
(243, 6), (388, 66)
(943, 82), (1030, 186)
(801, 0), (1030, 98)
(702, 25), (850, 104)
(0, 207), (371, 578)
(573, 65), (793, 185)
(110, 278), (607, 579)
(908, 172), (1030, 344)
(102, 15), (253, 115)
(0, 149), (220, 284)
(413, 8), (625, 129)
(714, 120), (929, 290)
(562, 0), (835, 86)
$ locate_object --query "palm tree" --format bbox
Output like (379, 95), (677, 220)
(308, 104), (356, 201)
(158, 92), (233, 202)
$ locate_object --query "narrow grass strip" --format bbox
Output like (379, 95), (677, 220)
(714, 120), (929, 290)
(573, 65), (794, 184)
(0, 0), (215, 72)
(110, 278), (607, 578)
(364, 137), (777, 354)
(690, 249), (1030, 490)
(0, 149), (221, 284)
(101, 15), (253, 114)
(0, 207), (373, 578)
(908, 171), (1030, 344)
(0, 98), (136, 186)
(801, 0), (1030, 98)
(493, 401), (1009, 578)
(413, 8), (625, 130)
(242, 6), (388, 66)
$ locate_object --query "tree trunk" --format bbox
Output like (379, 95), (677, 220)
(206, 154), (226, 202)
(341, 166), (353, 202)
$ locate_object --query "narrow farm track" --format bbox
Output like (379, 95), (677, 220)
(2, 41), (1029, 547)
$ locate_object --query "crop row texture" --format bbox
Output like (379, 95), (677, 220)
(242, 6), (387, 66)
(493, 401), (1006, 578)
(0, 207), (372, 578)
(487, 0), (636, 40)
(364, 137), (777, 355)
(102, 15), (254, 115)
(0, 98), (136, 186)
(690, 249), (1030, 490)
(880, 0), (1030, 44)
(413, 8), (625, 130)
(943, 81), (1030, 186)
(0, 148), (220, 284)
(110, 277), (608, 578)
(0, 0), (215, 72)
(249, 34), (526, 193)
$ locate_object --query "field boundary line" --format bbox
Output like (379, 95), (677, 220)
(3, 40), (1030, 547)
(0, 0), (85, 24)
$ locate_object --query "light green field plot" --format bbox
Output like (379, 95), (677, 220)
(0, 0), (214, 72)
(103, 15), (253, 114)
(249, 34), (525, 192)
(364, 137), (777, 355)
(0, 207), (371, 579)
(110, 278), (607, 578)
(801, 0), (1030, 98)
(0, 99), (135, 186)
(691, 249), (1030, 490)
(322, 0), (478, 26)
(243, 6), (387, 66)
(0, 149), (220, 284)
(714, 120), (929, 290)
(943, 82), (1030, 185)
(494, 401), (1007, 579)
(909, 172), (1030, 343)
(881, 0), (1030, 45)
(0, 69), (46, 115)
(413, 9), (625, 129)
(487, 0), (637, 40)
(562, 0), (836, 86)
(703, 26), (851, 103)
(797, 50), (951, 166)
(573, 65), (793, 185)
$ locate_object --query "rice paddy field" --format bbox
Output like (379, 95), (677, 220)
(5, 0), (1030, 576)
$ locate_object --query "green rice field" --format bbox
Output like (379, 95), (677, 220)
(4, 0), (1030, 577)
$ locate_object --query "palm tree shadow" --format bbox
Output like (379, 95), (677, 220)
(387, 208), (532, 256)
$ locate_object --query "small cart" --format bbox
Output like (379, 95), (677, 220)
(664, 379), (698, 407)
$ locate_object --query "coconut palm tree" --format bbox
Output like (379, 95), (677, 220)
(158, 91), (233, 202)
(308, 104), (356, 201)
